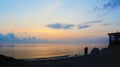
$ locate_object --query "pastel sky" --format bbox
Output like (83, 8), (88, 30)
(0, 0), (120, 43)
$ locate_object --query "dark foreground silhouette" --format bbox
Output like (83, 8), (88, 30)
(0, 45), (120, 67)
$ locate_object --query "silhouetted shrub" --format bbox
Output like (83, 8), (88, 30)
(91, 48), (100, 55)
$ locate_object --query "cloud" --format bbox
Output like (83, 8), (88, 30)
(63, 24), (74, 30)
(77, 25), (90, 29)
(77, 20), (103, 29)
(94, 0), (120, 11)
(102, 0), (120, 9)
(47, 23), (63, 29)
(47, 23), (74, 30)
(83, 20), (103, 24)
(47, 20), (102, 30)
(0, 33), (18, 41)
(0, 33), (48, 43)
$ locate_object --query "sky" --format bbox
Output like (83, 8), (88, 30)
(0, 0), (120, 43)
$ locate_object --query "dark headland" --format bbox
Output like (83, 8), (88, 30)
(0, 32), (120, 67)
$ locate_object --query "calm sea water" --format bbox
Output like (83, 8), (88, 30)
(0, 43), (108, 59)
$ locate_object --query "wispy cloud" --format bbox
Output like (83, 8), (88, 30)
(46, 23), (74, 30)
(77, 25), (90, 29)
(83, 20), (103, 25)
(77, 20), (103, 29)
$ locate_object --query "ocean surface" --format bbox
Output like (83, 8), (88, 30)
(0, 43), (108, 59)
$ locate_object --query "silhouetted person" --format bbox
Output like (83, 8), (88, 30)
(84, 47), (88, 56)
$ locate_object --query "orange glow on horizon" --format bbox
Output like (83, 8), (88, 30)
(0, 28), (106, 40)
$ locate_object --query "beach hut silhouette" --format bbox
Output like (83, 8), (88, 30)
(108, 32), (120, 47)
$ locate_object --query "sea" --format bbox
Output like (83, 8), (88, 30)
(0, 43), (108, 59)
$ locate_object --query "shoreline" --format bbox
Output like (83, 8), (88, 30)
(22, 54), (82, 61)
